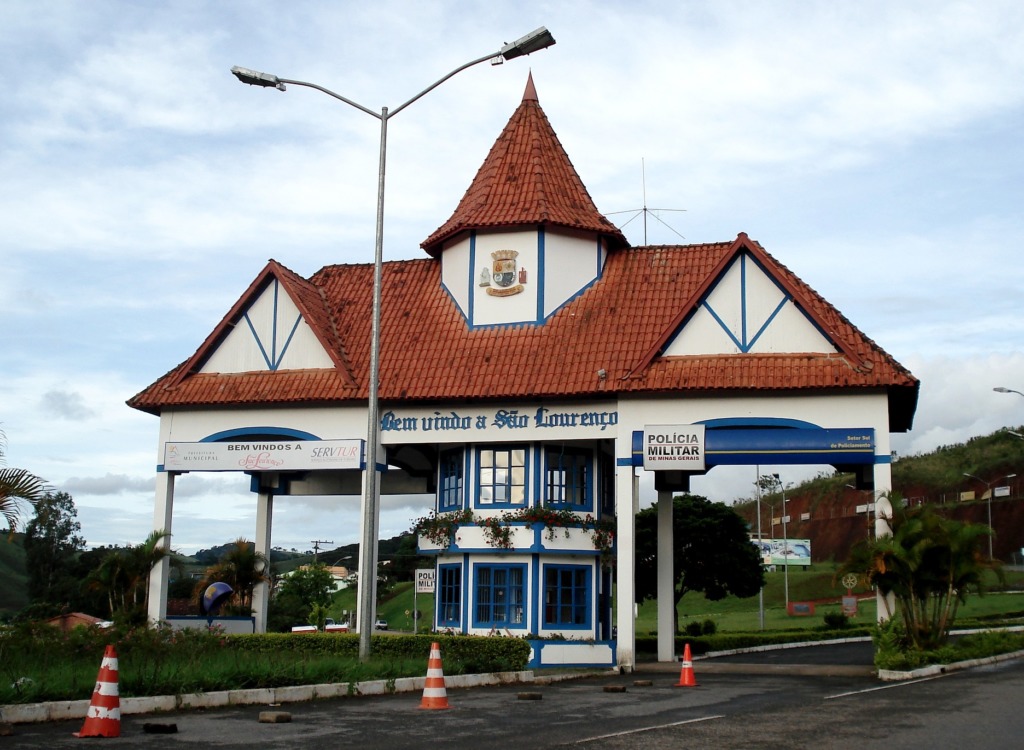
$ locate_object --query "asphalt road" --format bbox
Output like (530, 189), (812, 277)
(7, 651), (1024, 749)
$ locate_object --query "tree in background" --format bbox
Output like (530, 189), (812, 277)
(269, 563), (335, 632)
(85, 530), (174, 624)
(197, 538), (269, 614)
(0, 429), (51, 536)
(635, 494), (765, 633)
(23, 491), (86, 606)
(842, 498), (997, 651)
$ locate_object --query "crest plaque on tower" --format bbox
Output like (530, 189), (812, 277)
(486, 249), (525, 296)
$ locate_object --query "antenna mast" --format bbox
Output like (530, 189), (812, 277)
(606, 159), (687, 245)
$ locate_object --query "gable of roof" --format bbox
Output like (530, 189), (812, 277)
(626, 233), (870, 377)
(168, 260), (354, 388)
(421, 73), (627, 256)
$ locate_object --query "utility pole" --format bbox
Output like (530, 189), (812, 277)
(311, 540), (333, 563)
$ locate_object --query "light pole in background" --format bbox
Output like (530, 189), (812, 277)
(963, 472), (1017, 560)
(772, 473), (789, 610)
(232, 27), (556, 658)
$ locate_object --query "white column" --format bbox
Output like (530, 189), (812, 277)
(356, 464), (380, 637)
(873, 461), (896, 622)
(656, 490), (675, 662)
(147, 471), (177, 626)
(615, 463), (637, 672)
(253, 480), (275, 634)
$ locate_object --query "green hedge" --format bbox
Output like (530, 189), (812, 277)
(0, 624), (531, 704)
(232, 632), (531, 673)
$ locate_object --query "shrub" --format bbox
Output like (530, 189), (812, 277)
(822, 612), (849, 630)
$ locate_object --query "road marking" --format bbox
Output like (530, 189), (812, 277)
(825, 675), (945, 700)
(572, 714), (725, 744)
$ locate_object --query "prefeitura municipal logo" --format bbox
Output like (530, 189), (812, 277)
(483, 249), (526, 297)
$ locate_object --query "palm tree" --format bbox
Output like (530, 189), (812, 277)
(0, 429), (51, 535)
(198, 538), (270, 613)
(842, 496), (997, 650)
(85, 529), (173, 619)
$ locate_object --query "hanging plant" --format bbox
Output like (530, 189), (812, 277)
(476, 515), (514, 549)
(412, 508), (473, 548)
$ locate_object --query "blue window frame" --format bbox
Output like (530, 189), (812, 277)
(543, 564), (590, 629)
(476, 446), (527, 507)
(439, 448), (464, 511)
(545, 448), (592, 511)
(438, 564), (462, 627)
(473, 564), (526, 628)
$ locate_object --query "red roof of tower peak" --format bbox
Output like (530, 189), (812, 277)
(421, 73), (627, 255)
(522, 71), (538, 102)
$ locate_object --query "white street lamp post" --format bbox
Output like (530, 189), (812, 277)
(963, 472), (1017, 560)
(772, 473), (789, 610)
(232, 27), (555, 659)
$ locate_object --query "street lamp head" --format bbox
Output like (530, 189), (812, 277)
(499, 27), (557, 60)
(231, 65), (286, 91)
(995, 387), (1012, 393)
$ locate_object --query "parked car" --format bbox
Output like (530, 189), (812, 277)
(374, 619), (388, 630)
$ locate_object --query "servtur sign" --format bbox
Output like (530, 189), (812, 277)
(642, 425), (705, 471)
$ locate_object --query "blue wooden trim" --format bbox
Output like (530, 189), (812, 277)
(243, 311), (274, 370)
(530, 554), (540, 634)
(540, 562), (592, 631)
(200, 426), (322, 442)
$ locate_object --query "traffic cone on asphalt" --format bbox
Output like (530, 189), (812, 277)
(73, 644), (121, 737)
(419, 642), (450, 710)
(675, 642), (698, 688)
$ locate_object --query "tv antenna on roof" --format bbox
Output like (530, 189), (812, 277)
(606, 159), (686, 245)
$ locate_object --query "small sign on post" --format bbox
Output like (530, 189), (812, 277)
(415, 568), (435, 594)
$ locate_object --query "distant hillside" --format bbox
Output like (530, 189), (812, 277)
(734, 426), (1024, 563)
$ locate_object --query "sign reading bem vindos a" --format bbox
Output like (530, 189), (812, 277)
(642, 425), (706, 471)
(163, 439), (363, 472)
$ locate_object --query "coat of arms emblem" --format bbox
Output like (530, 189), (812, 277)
(482, 249), (526, 297)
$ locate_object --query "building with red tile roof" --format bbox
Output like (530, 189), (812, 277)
(130, 75), (917, 669)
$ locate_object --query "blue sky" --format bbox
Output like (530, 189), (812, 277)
(3, 0), (1024, 554)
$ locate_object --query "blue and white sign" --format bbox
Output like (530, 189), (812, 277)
(642, 425), (706, 471)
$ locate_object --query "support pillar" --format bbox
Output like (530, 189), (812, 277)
(253, 477), (275, 634)
(873, 461), (896, 622)
(615, 464), (638, 672)
(147, 471), (177, 626)
(656, 489), (675, 662)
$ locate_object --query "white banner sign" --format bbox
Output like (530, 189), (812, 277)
(642, 424), (706, 471)
(415, 568), (436, 594)
(163, 440), (363, 472)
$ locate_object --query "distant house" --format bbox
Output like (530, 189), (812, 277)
(281, 564), (355, 592)
(44, 612), (109, 632)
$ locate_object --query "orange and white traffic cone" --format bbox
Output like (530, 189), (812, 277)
(419, 641), (450, 710)
(675, 642), (698, 688)
(73, 644), (121, 737)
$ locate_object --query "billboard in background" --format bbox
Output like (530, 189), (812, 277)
(751, 537), (812, 567)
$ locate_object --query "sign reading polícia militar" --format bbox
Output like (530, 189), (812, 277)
(163, 439), (363, 472)
(643, 425), (706, 471)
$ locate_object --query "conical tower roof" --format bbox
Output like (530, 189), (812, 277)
(421, 73), (628, 256)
